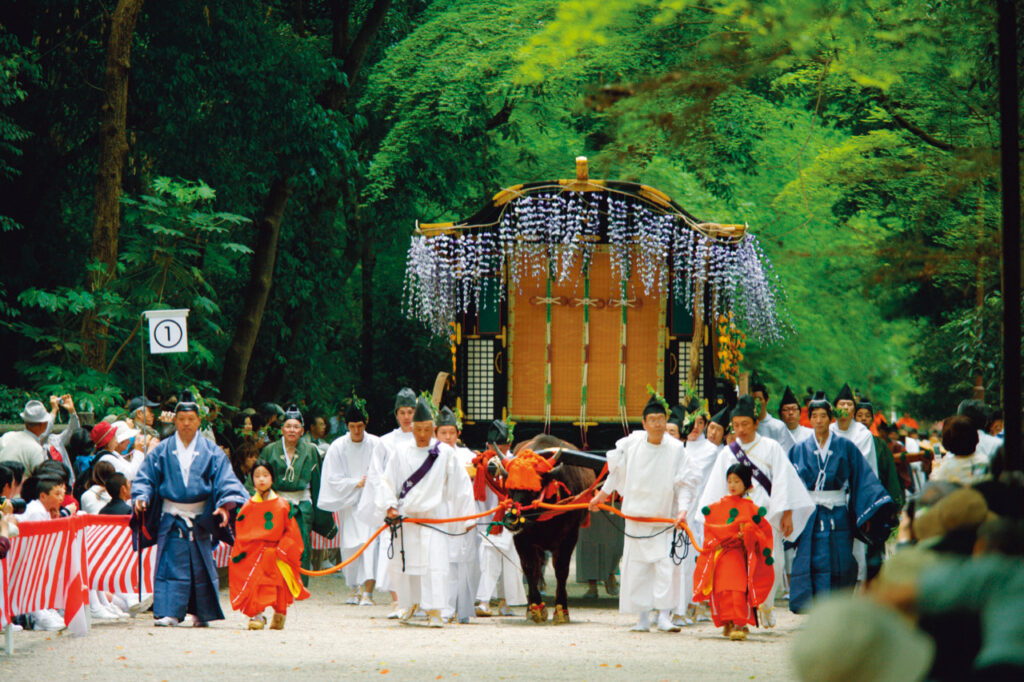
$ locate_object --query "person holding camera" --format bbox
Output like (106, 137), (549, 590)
(0, 400), (51, 473)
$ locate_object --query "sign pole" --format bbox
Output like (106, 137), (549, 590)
(139, 312), (146, 415)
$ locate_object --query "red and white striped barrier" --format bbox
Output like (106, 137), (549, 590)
(0, 513), (336, 643)
(83, 519), (156, 594)
(310, 512), (343, 550)
(4, 515), (89, 635)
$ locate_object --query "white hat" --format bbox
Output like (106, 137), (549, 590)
(111, 420), (140, 443)
(20, 400), (50, 424)
(792, 593), (934, 682)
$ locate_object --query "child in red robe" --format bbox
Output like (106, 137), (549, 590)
(693, 463), (775, 640)
(229, 460), (309, 630)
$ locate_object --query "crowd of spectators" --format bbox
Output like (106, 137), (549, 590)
(792, 398), (1023, 681)
(0, 391), (331, 631)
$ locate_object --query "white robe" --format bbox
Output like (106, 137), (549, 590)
(476, 484), (527, 606)
(976, 430), (1002, 462)
(771, 423), (812, 454)
(757, 413), (789, 445)
(357, 428), (416, 591)
(375, 441), (475, 611)
(830, 421), (878, 475)
(698, 434), (815, 608)
(779, 424), (814, 454)
(601, 434), (687, 613)
(319, 432), (381, 586)
(444, 446), (479, 620)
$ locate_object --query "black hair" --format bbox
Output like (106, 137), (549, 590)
(230, 412), (251, 432)
(250, 459), (274, 481)
(726, 463), (753, 490)
(2, 460), (25, 485)
(0, 464), (14, 491)
(750, 382), (769, 398)
(104, 473), (128, 499)
(956, 399), (990, 432)
(249, 413), (267, 432)
(942, 415), (980, 457)
(34, 460), (71, 486)
(67, 427), (96, 459)
(27, 475), (64, 500)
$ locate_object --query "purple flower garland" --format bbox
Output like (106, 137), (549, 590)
(404, 192), (787, 342)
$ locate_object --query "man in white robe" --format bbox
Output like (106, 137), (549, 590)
(830, 383), (878, 475)
(777, 386), (813, 453)
(830, 383), (878, 582)
(318, 399), (381, 605)
(697, 395), (814, 628)
(590, 394), (688, 633)
(474, 419), (526, 616)
(752, 382), (789, 445)
(434, 406), (479, 623)
(376, 397), (475, 628)
(356, 387), (418, 617)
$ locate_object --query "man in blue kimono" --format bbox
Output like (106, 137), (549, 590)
(132, 390), (248, 627)
(788, 391), (895, 613)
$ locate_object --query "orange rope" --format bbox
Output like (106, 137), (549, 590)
(297, 503), (511, 576)
(535, 501), (703, 551)
(298, 522), (390, 577)
(298, 496), (714, 576)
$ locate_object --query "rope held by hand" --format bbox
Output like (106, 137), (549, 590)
(534, 501), (703, 550)
(296, 502), (513, 576)
(298, 497), (710, 576)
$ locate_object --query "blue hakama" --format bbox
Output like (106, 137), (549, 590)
(788, 434), (893, 613)
(132, 435), (248, 622)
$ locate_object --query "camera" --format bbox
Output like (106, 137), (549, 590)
(0, 496), (27, 514)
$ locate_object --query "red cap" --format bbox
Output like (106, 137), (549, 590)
(90, 421), (117, 449)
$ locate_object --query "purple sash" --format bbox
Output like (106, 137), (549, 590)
(398, 443), (440, 500)
(729, 440), (772, 495)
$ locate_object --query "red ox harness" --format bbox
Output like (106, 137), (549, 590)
(492, 449), (608, 526)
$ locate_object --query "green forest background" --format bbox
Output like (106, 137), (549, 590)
(0, 0), (1019, 429)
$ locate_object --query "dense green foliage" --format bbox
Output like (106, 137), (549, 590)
(0, 0), (1019, 426)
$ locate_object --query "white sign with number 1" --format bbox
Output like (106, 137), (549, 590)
(145, 309), (189, 354)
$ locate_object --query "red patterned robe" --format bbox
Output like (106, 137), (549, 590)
(693, 495), (775, 627)
(229, 492), (310, 617)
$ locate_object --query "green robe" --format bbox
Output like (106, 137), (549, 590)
(872, 435), (904, 510)
(260, 439), (337, 584)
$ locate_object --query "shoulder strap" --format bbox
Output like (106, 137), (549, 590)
(729, 440), (773, 495)
(398, 443), (441, 500)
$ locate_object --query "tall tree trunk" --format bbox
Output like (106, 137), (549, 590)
(80, 0), (144, 371)
(220, 0), (393, 402)
(221, 177), (293, 407)
(359, 230), (376, 392)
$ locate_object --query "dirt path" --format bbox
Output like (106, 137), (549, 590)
(1, 571), (802, 681)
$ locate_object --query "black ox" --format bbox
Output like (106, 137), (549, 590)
(495, 434), (604, 624)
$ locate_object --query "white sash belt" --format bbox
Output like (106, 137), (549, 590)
(162, 499), (206, 526)
(809, 490), (847, 509)
(277, 489), (311, 504)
